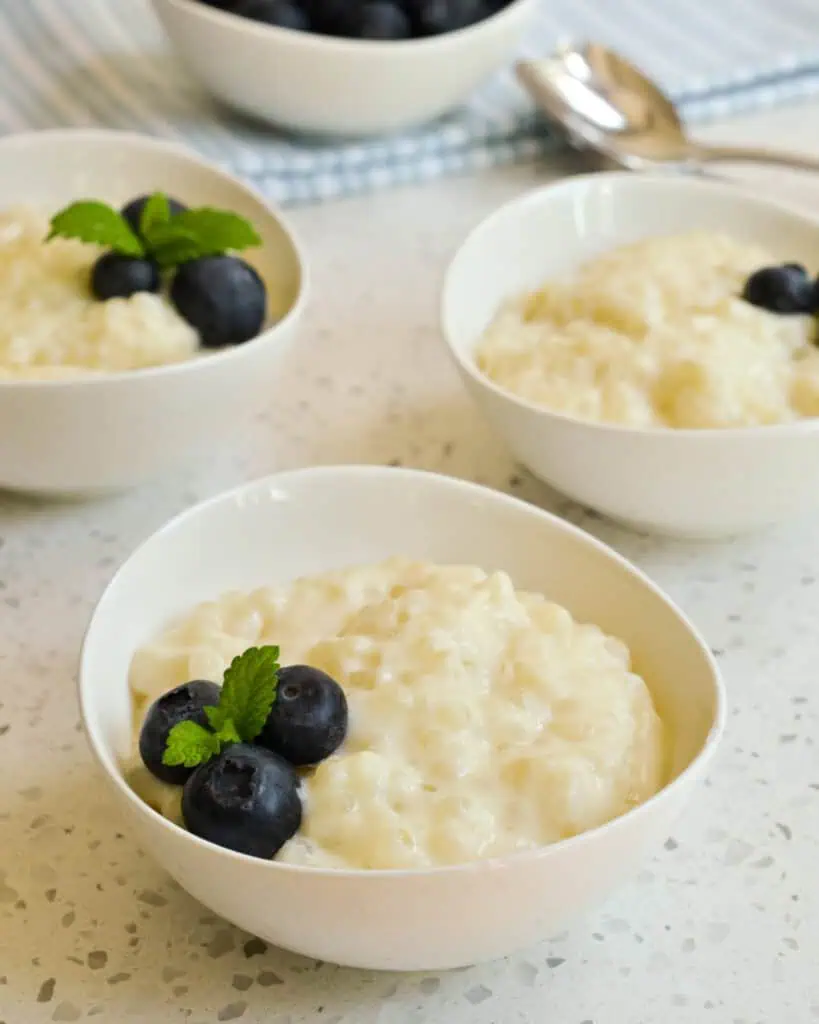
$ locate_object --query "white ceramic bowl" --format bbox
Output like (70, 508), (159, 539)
(151, 0), (539, 136)
(0, 129), (305, 496)
(79, 465), (724, 971)
(441, 172), (819, 538)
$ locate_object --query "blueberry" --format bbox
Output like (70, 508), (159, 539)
(742, 264), (814, 314)
(407, 0), (487, 34)
(360, 2), (411, 38)
(121, 195), (188, 238)
(305, 0), (361, 34)
(139, 680), (221, 785)
(91, 251), (161, 301)
(258, 665), (348, 766)
(170, 256), (267, 347)
(182, 744), (302, 858)
(231, 0), (309, 28)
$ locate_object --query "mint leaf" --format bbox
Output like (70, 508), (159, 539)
(48, 200), (145, 257)
(149, 237), (207, 271)
(204, 705), (228, 731)
(203, 707), (242, 746)
(163, 721), (220, 768)
(168, 208), (262, 253)
(219, 646), (280, 743)
(139, 193), (171, 238)
(143, 220), (207, 269)
(217, 718), (242, 746)
(144, 207), (261, 266)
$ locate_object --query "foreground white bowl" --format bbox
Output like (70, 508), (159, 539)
(79, 465), (724, 970)
(0, 130), (305, 495)
(442, 172), (819, 538)
(151, 0), (538, 136)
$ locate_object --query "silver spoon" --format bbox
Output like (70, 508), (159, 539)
(517, 43), (819, 174)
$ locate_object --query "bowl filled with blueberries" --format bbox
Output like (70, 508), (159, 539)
(0, 128), (306, 495)
(151, 0), (540, 135)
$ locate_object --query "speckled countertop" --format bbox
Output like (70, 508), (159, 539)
(2, 104), (819, 1024)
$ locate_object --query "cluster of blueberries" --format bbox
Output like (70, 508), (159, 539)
(92, 194), (267, 348)
(199, 0), (514, 40)
(139, 666), (348, 859)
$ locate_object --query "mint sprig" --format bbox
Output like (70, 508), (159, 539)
(47, 192), (262, 270)
(147, 210), (262, 269)
(162, 645), (281, 770)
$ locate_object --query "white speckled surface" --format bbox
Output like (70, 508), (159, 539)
(2, 104), (819, 1023)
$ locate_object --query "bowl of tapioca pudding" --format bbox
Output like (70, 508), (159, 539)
(79, 465), (724, 970)
(442, 172), (819, 537)
(0, 129), (305, 495)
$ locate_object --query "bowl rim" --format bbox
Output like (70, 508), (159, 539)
(0, 128), (308, 391)
(153, 0), (538, 53)
(78, 463), (727, 879)
(441, 169), (819, 441)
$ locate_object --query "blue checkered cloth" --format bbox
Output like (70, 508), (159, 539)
(3, 0), (819, 204)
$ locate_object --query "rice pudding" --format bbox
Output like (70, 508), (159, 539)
(0, 205), (198, 378)
(476, 232), (819, 429)
(128, 557), (665, 870)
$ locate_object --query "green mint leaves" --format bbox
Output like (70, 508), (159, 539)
(48, 201), (144, 257)
(147, 209), (262, 269)
(163, 721), (221, 769)
(47, 192), (262, 271)
(162, 645), (281, 770)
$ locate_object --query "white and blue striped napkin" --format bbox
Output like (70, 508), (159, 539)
(2, 0), (819, 204)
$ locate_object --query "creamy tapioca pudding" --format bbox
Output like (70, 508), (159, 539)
(476, 232), (819, 429)
(128, 557), (665, 868)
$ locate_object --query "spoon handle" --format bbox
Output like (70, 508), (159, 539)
(690, 142), (819, 174)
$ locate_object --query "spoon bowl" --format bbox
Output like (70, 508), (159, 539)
(517, 44), (684, 167)
(518, 44), (819, 174)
